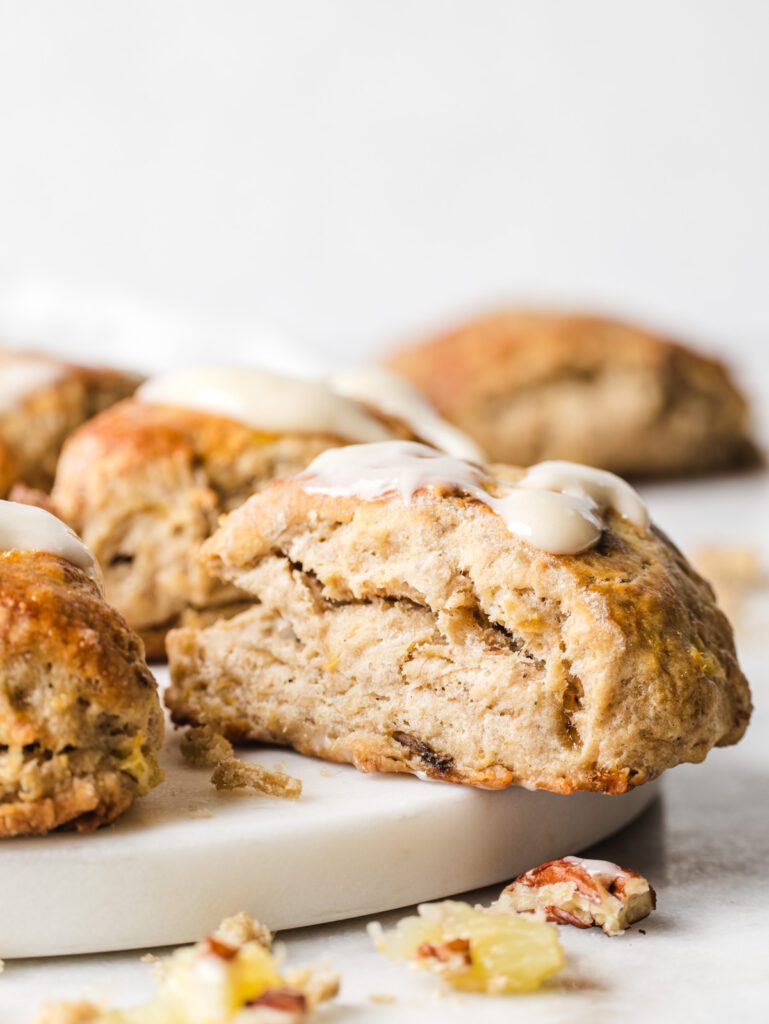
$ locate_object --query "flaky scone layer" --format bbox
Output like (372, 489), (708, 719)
(385, 311), (759, 477)
(0, 551), (163, 835)
(166, 479), (750, 794)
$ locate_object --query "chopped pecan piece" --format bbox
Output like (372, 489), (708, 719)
(204, 935), (239, 960)
(498, 856), (656, 936)
(416, 937), (472, 965)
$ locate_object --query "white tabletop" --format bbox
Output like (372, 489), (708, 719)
(2, 471), (768, 1022)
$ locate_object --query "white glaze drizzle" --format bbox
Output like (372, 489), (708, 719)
(136, 366), (394, 443)
(0, 500), (98, 579)
(299, 441), (648, 556)
(0, 355), (67, 413)
(330, 366), (486, 461)
(519, 461), (649, 531)
(563, 856), (627, 882)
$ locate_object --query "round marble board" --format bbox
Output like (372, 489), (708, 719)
(1, 667), (658, 958)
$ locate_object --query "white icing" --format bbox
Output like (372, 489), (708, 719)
(330, 366), (486, 461)
(564, 856), (627, 881)
(0, 500), (98, 578)
(136, 367), (394, 443)
(519, 461), (649, 531)
(299, 441), (648, 556)
(0, 356), (66, 412)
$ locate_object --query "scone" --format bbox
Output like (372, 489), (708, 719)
(0, 500), (163, 836)
(384, 311), (759, 477)
(165, 441), (750, 794)
(0, 350), (141, 495)
(51, 367), (419, 657)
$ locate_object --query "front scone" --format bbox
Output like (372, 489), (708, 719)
(166, 442), (750, 794)
(0, 506), (163, 836)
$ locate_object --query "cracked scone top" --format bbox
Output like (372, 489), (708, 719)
(300, 442), (648, 554)
(0, 501), (163, 837)
(165, 442), (751, 794)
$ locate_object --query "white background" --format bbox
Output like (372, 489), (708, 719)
(0, 0), (767, 371)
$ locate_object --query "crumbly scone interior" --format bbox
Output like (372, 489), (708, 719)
(167, 489), (750, 793)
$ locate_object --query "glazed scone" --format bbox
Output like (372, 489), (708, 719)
(0, 350), (141, 495)
(51, 367), (406, 657)
(384, 311), (759, 476)
(0, 502), (163, 836)
(165, 442), (750, 794)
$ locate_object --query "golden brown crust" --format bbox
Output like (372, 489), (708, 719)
(385, 311), (760, 476)
(0, 551), (163, 835)
(166, 474), (751, 794)
(0, 353), (142, 495)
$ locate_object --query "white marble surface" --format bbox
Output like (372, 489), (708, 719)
(2, 472), (768, 1021)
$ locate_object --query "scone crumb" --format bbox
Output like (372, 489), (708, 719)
(180, 724), (233, 767)
(34, 1000), (102, 1024)
(140, 952), (159, 963)
(214, 911), (273, 950)
(35, 913), (336, 1023)
(369, 993), (396, 1004)
(187, 803), (213, 819)
(284, 963), (341, 1007)
(211, 756), (302, 800)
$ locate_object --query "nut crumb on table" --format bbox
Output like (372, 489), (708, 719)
(497, 856), (656, 936)
(35, 912), (337, 1023)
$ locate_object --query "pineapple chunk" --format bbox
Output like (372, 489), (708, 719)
(369, 900), (564, 994)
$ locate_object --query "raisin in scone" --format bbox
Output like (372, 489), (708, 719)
(165, 442), (750, 794)
(0, 350), (141, 495)
(0, 501), (163, 836)
(51, 367), (479, 658)
(384, 311), (759, 477)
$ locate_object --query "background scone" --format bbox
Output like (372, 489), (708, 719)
(51, 368), (401, 658)
(165, 442), (750, 794)
(52, 367), (480, 658)
(0, 502), (163, 836)
(0, 350), (141, 495)
(384, 310), (759, 477)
